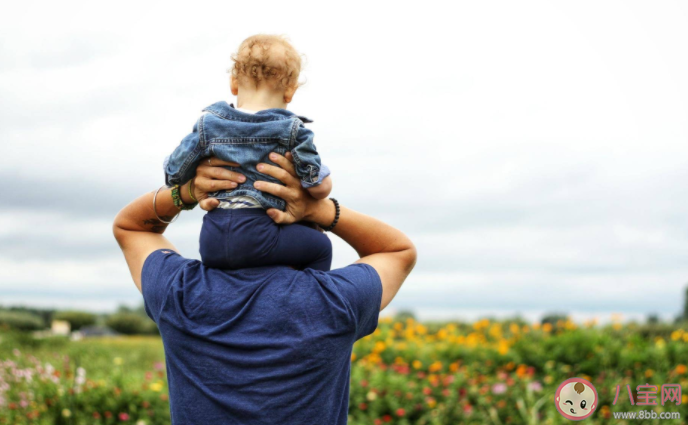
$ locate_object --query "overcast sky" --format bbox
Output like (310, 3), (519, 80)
(1, 1), (687, 322)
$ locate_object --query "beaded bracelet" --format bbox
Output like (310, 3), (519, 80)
(322, 198), (340, 232)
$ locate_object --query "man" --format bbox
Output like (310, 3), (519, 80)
(113, 153), (417, 424)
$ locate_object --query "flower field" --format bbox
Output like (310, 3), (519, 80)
(2, 317), (688, 424)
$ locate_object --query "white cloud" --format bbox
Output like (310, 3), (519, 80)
(0, 0), (687, 318)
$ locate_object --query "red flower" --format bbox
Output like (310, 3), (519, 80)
(383, 415), (392, 422)
(359, 403), (368, 410)
(119, 412), (130, 421)
(396, 408), (406, 417)
(105, 411), (113, 419)
(360, 380), (369, 388)
(142, 401), (150, 408)
(374, 419), (382, 425)
(423, 387), (432, 395)
(93, 412), (101, 419)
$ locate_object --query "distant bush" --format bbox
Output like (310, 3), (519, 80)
(0, 310), (45, 331)
(395, 310), (416, 321)
(106, 313), (158, 335)
(53, 311), (96, 330)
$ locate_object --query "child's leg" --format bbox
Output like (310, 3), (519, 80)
(271, 223), (332, 271)
(199, 209), (233, 269)
(200, 208), (332, 271)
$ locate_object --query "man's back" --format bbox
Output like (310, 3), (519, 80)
(142, 249), (382, 425)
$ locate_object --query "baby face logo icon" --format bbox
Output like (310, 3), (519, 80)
(555, 378), (598, 420)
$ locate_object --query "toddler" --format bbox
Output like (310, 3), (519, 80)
(164, 34), (333, 271)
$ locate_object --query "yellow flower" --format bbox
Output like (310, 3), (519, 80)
(412, 360), (423, 370)
(671, 330), (684, 341)
(426, 397), (437, 408)
(498, 340), (509, 355)
(350, 353), (356, 362)
(645, 369), (654, 378)
(542, 323), (552, 333)
(429, 361), (443, 373)
(62, 409), (72, 418)
(655, 338), (666, 349)
(676, 365), (687, 375)
(366, 391), (377, 401)
(612, 323), (622, 330)
(150, 382), (164, 392)
(683, 395), (688, 405)
(114, 357), (124, 366)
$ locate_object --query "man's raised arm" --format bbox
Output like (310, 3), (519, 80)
(113, 158), (245, 291)
(255, 153), (417, 311)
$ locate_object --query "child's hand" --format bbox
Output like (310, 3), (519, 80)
(306, 175), (332, 200)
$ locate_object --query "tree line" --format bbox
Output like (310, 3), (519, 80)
(0, 304), (158, 335)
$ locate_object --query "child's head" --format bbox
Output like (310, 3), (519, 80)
(229, 34), (303, 104)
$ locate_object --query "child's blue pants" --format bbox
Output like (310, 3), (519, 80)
(199, 208), (332, 271)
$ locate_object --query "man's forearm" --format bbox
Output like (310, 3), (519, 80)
(113, 183), (193, 236)
(306, 199), (417, 310)
(307, 200), (415, 258)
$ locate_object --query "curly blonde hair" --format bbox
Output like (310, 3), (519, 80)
(229, 34), (303, 91)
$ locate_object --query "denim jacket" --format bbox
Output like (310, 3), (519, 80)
(164, 101), (329, 211)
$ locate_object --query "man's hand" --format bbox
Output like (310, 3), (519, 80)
(254, 152), (325, 224)
(190, 158), (246, 211)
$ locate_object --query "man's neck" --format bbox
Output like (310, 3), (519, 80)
(236, 88), (287, 111)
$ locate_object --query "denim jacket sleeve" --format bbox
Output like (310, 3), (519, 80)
(291, 123), (328, 188)
(164, 116), (205, 186)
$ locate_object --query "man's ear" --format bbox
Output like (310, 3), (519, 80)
(284, 86), (297, 104)
(230, 75), (239, 96)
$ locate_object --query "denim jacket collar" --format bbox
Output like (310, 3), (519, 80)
(202, 101), (313, 123)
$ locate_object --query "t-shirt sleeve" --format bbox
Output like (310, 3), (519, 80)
(328, 263), (383, 341)
(141, 249), (192, 323)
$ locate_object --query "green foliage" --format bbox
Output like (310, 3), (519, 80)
(1, 318), (687, 424)
(540, 312), (568, 326)
(0, 310), (45, 331)
(395, 310), (416, 322)
(0, 307), (55, 327)
(106, 313), (158, 335)
(0, 335), (167, 424)
(52, 311), (96, 331)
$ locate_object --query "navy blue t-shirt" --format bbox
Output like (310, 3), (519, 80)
(141, 249), (382, 425)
